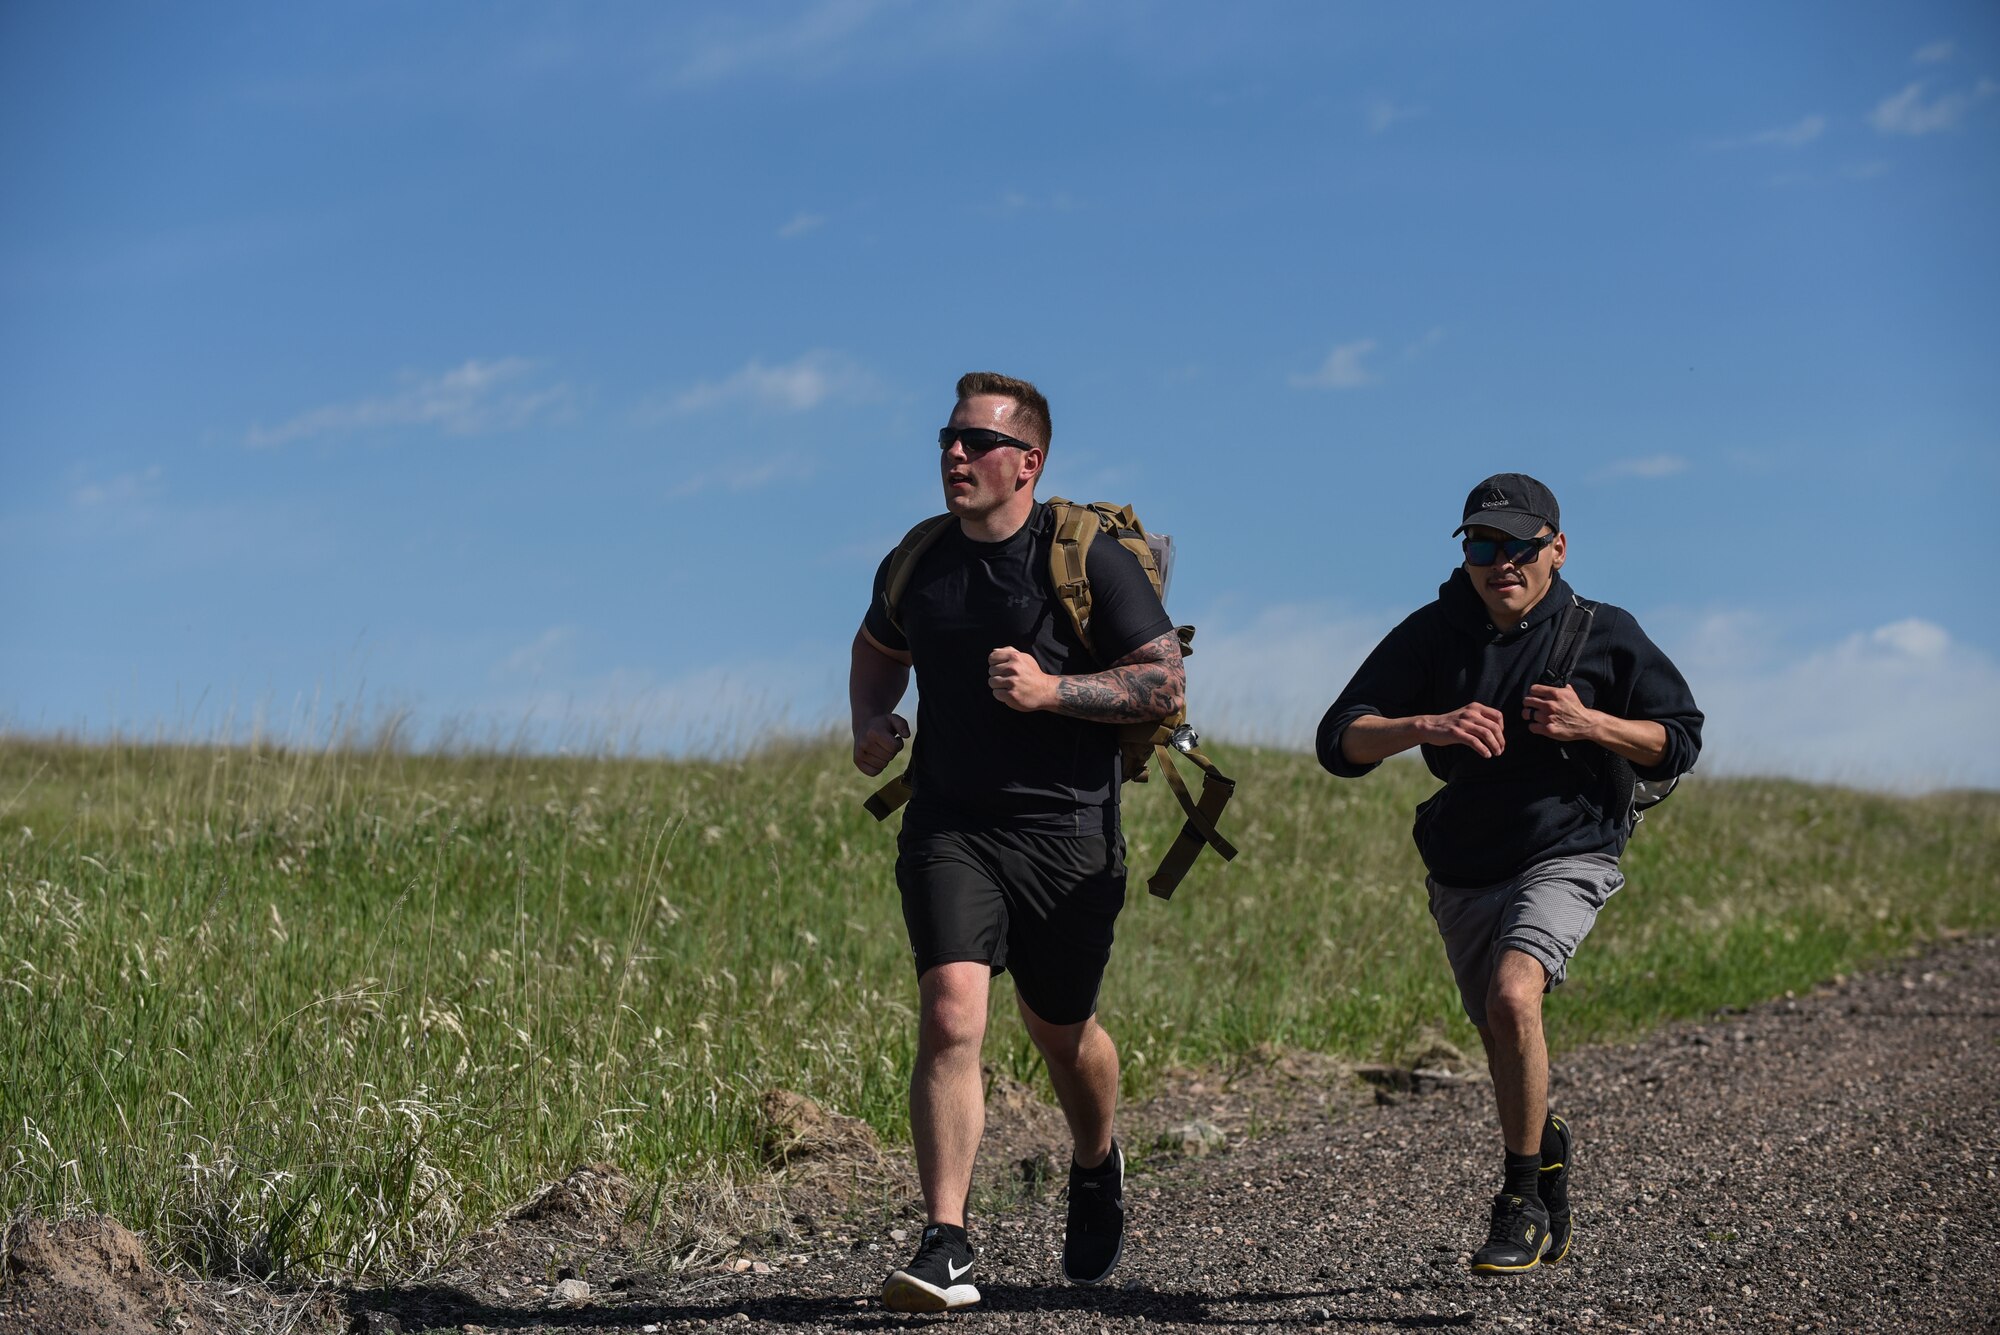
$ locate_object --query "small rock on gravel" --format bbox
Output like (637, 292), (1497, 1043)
(1158, 1119), (1228, 1157)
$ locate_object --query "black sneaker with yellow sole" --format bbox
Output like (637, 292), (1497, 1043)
(1469, 1192), (1552, 1275)
(1539, 1114), (1573, 1264)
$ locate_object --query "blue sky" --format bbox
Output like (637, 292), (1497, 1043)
(3, 2), (1996, 789)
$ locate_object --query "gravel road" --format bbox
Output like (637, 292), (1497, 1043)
(357, 936), (2000, 1334)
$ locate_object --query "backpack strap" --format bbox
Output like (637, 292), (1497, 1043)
(1534, 595), (1657, 830)
(1539, 595), (1597, 686)
(880, 515), (956, 637)
(1044, 497), (1102, 655)
(1145, 730), (1238, 899)
(1043, 499), (1237, 892)
(862, 772), (912, 822)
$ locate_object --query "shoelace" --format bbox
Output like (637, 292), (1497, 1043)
(1487, 1193), (1539, 1239)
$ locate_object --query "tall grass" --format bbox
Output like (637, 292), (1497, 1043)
(3, 735), (1994, 1280)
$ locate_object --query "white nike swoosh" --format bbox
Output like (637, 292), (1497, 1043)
(946, 1259), (972, 1280)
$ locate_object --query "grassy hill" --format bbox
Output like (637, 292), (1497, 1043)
(3, 735), (1994, 1278)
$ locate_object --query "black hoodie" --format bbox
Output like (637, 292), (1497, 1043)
(1317, 569), (1703, 887)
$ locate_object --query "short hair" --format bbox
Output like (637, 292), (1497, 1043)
(955, 371), (1051, 451)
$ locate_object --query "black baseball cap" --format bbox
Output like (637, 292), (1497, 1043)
(1452, 472), (1560, 540)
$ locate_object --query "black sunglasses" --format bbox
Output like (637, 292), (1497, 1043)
(1462, 533), (1555, 567)
(938, 426), (1034, 455)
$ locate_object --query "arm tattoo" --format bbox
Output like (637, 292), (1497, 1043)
(1053, 631), (1186, 724)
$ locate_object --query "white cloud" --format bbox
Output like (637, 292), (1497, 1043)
(665, 0), (911, 88)
(1712, 115), (1826, 150)
(1869, 617), (1949, 658)
(71, 465), (163, 508)
(668, 451), (817, 500)
(662, 350), (871, 415)
(1290, 339), (1380, 391)
(1403, 326), (1446, 359)
(29, 488), (336, 576)
(1366, 99), (1426, 133)
(1870, 79), (1993, 135)
(1672, 613), (2000, 790)
(1597, 454), (1688, 481)
(1913, 39), (1955, 65)
(778, 212), (826, 239)
(495, 626), (576, 680)
(245, 359), (572, 448)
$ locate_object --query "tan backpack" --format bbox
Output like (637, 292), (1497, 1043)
(862, 497), (1237, 899)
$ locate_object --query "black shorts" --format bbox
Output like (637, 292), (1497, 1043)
(895, 827), (1127, 1026)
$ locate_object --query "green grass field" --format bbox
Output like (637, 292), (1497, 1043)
(3, 735), (1995, 1280)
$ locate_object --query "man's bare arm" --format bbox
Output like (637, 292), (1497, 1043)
(1050, 631), (1186, 724)
(1341, 704), (1509, 764)
(850, 627), (913, 776)
(1590, 714), (1668, 767)
(1340, 715), (1428, 765)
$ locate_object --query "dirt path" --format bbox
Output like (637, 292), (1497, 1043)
(330, 935), (2000, 1334)
(15, 939), (1993, 1334)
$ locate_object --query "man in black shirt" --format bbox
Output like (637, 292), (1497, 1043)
(851, 371), (1183, 1312)
(1317, 473), (1702, 1275)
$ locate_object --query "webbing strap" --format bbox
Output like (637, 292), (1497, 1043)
(1146, 744), (1238, 900)
(1045, 498), (1098, 652)
(1533, 595), (1658, 830)
(882, 516), (955, 636)
(1539, 596), (1597, 686)
(1154, 744), (1238, 859)
(863, 771), (912, 822)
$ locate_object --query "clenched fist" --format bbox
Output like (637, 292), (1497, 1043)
(988, 646), (1058, 713)
(853, 713), (911, 776)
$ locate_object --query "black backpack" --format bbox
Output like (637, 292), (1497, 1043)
(1538, 596), (1678, 829)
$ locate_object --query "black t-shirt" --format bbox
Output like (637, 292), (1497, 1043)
(864, 503), (1175, 836)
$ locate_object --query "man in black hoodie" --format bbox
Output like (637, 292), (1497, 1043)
(1317, 473), (1702, 1275)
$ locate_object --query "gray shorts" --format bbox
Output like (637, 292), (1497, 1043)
(1426, 853), (1625, 1027)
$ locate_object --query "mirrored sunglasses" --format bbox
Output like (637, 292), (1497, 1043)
(1461, 533), (1555, 567)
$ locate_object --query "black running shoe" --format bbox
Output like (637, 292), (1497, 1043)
(1469, 1192), (1552, 1275)
(882, 1224), (980, 1313)
(1062, 1140), (1125, 1285)
(1539, 1114), (1573, 1264)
